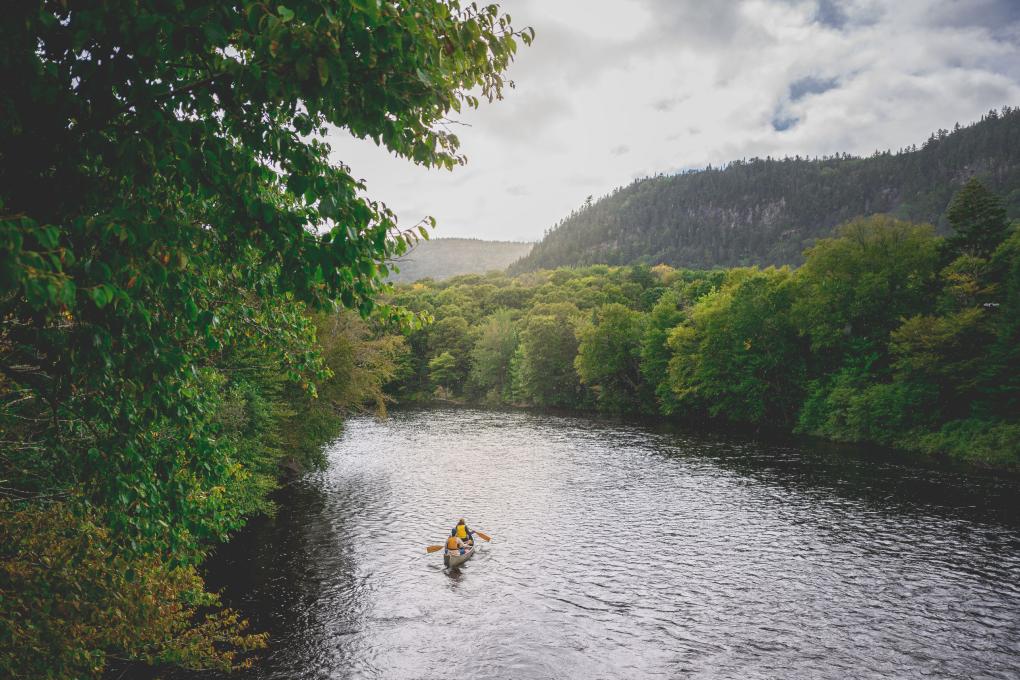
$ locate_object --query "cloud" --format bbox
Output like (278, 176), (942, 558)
(771, 111), (800, 132)
(652, 95), (690, 112)
(789, 76), (840, 101)
(814, 0), (849, 30)
(326, 0), (1020, 242)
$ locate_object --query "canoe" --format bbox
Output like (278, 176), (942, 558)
(443, 542), (476, 568)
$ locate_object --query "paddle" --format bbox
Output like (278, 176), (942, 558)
(473, 530), (491, 542)
(425, 545), (444, 553)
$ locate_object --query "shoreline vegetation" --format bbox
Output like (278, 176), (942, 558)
(382, 182), (1020, 471)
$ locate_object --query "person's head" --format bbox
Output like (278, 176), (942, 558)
(458, 518), (465, 526)
(451, 529), (457, 536)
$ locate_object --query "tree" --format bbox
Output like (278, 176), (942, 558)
(425, 315), (472, 392)
(511, 303), (586, 408)
(640, 273), (724, 412)
(792, 216), (939, 365)
(667, 268), (805, 426)
(985, 228), (1020, 416)
(945, 179), (1010, 259)
(468, 309), (518, 402)
(641, 289), (687, 413)
(575, 303), (650, 413)
(428, 351), (461, 394)
(0, 2), (530, 675)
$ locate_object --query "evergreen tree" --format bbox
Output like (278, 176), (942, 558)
(945, 178), (1010, 259)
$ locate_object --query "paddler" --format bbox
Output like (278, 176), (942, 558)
(451, 518), (474, 547)
(445, 529), (466, 555)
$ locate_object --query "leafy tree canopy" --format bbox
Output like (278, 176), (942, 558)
(0, 0), (530, 542)
(0, 3), (530, 674)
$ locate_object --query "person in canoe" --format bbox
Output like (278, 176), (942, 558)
(445, 530), (467, 555)
(451, 518), (475, 547)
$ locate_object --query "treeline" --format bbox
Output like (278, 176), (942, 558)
(511, 107), (1020, 273)
(389, 180), (1020, 466)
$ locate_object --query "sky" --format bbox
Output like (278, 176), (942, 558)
(328, 0), (1020, 243)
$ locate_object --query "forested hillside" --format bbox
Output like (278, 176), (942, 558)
(391, 180), (1020, 467)
(511, 108), (1020, 273)
(389, 238), (532, 282)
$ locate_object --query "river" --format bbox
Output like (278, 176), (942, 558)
(189, 406), (1020, 679)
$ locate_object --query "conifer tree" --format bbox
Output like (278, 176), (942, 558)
(944, 178), (1009, 259)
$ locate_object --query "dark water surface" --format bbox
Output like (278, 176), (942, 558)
(191, 407), (1020, 679)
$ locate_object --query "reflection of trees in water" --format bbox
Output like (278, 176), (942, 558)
(200, 475), (364, 676)
(684, 434), (1020, 529)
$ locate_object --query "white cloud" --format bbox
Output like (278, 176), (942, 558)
(327, 0), (1020, 242)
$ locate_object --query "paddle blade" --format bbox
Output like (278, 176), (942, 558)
(474, 530), (491, 542)
(426, 545), (444, 553)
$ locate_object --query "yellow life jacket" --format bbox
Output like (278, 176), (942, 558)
(446, 535), (460, 550)
(455, 524), (468, 539)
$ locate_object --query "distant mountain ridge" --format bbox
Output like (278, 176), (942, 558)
(389, 237), (533, 283)
(511, 108), (1020, 273)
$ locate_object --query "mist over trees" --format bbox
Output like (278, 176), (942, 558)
(389, 238), (533, 283)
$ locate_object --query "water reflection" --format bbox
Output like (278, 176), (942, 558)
(181, 406), (1020, 680)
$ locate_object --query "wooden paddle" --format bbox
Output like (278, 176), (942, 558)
(473, 530), (492, 542)
(425, 545), (444, 553)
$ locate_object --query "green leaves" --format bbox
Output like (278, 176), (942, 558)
(1, 3), (530, 672)
(277, 5), (295, 22)
(89, 284), (117, 309)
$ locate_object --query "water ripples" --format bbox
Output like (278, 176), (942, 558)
(191, 407), (1020, 680)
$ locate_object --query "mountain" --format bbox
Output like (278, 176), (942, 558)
(388, 238), (533, 283)
(510, 108), (1020, 274)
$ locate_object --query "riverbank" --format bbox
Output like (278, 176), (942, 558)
(384, 211), (1020, 470)
(393, 397), (1020, 478)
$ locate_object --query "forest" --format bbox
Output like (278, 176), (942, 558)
(390, 179), (1019, 467)
(512, 108), (1020, 273)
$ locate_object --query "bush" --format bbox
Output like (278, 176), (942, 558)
(0, 501), (266, 679)
(915, 419), (1020, 466)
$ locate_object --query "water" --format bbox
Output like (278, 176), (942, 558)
(192, 407), (1020, 679)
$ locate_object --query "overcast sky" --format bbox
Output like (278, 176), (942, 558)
(328, 0), (1020, 243)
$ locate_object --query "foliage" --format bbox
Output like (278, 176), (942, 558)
(791, 216), (939, 375)
(468, 309), (518, 403)
(424, 315), (473, 393)
(640, 274), (725, 412)
(575, 303), (650, 413)
(1, 1), (529, 675)
(386, 186), (1018, 468)
(428, 351), (461, 394)
(667, 268), (805, 426)
(944, 178), (1011, 259)
(792, 197), (1016, 459)
(914, 419), (1020, 466)
(513, 304), (587, 408)
(0, 500), (267, 679)
(281, 312), (410, 469)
